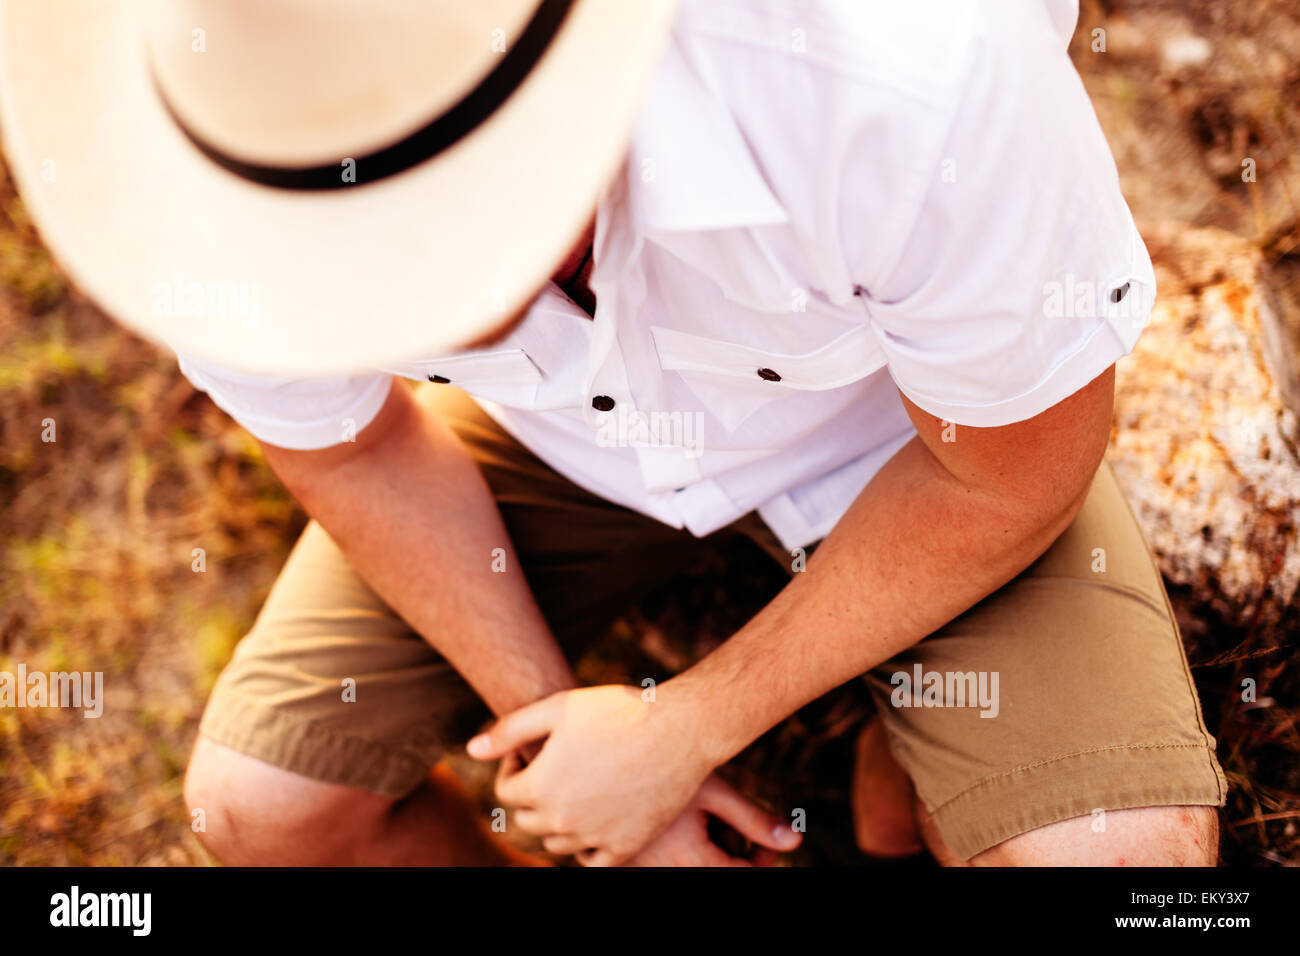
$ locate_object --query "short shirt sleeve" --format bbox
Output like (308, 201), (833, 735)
(854, 8), (1156, 428)
(176, 352), (392, 450)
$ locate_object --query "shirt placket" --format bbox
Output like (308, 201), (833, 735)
(582, 177), (641, 433)
(584, 173), (711, 511)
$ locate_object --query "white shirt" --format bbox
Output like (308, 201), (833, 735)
(176, 0), (1156, 553)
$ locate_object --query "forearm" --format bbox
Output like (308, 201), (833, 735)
(675, 434), (1090, 765)
(260, 380), (575, 716)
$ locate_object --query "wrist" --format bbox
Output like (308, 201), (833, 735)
(662, 670), (737, 771)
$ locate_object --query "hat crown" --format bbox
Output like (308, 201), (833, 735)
(146, 0), (541, 167)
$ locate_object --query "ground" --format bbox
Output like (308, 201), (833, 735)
(1, 0), (1297, 865)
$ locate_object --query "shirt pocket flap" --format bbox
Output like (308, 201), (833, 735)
(383, 348), (543, 387)
(649, 323), (888, 432)
(649, 323), (886, 391)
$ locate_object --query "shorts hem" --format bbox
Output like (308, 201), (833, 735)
(928, 742), (1228, 861)
(198, 685), (436, 799)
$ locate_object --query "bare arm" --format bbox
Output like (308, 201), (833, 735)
(258, 378), (575, 716)
(466, 368), (1118, 864)
(676, 365), (1117, 764)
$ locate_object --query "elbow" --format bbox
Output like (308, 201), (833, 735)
(259, 378), (408, 496)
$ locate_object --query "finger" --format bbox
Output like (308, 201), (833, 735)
(493, 752), (537, 807)
(495, 750), (522, 783)
(466, 696), (564, 760)
(512, 809), (556, 836)
(697, 777), (801, 852)
(644, 845), (750, 867)
(692, 841), (754, 867)
(577, 847), (627, 868)
(542, 834), (585, 856)
(501, 741), (544, 767)
(661, 812), (754, 867)
(494, 750), (525, 793)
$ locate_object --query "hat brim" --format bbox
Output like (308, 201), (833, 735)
(0, 0), (676, 375)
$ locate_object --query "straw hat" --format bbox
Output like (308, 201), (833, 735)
(0, 0), (676, 374)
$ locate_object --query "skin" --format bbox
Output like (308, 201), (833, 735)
(185, 222), (797, 866)
(184, 224), (1218, 868)
(853, 716), (1218, 865)
(464, 362), (1212, 866)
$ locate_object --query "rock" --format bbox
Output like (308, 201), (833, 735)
(1108, 223), (1300, 654)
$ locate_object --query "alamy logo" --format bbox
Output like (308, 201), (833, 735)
(1041, 274), (1142, 323)
(594, 406), (704, 459)
(0, 665), (102, 718)
(50, 886), (151, 936)
(152, 274), (263, 326)
(890, 665), (999, 718)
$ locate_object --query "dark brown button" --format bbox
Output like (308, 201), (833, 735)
(591, 395), (615, 412)
(1110, 282), (1130, 303)
(756, 367), (782, 382)
(427, 374), (451, 384)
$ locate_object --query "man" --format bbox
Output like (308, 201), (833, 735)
(1, 0), (1226, 866)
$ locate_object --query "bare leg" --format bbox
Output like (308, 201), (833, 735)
(916, 800), (1219, 867)
(853, 717), (1218, 866)
(850, 717), (924, 857)
(184, 737), (541, 866)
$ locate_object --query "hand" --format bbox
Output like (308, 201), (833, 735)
(620, 775), (801, 866)
(467, 683), (716, 865)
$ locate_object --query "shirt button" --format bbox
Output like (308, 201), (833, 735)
(1110, 281), (1131, 303)
(591, 395), (616, 411)
(756, 367), (782, 382)
(427, 374), (451, 384)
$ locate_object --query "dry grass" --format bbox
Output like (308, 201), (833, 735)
(2, 0), (1298, 866)
(0, 171), (302, 863)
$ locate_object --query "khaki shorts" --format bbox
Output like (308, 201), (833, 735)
(199, 383), (1227, 860)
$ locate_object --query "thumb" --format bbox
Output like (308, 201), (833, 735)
(697, 776), (802, 852)
(466, 695), (562, 760)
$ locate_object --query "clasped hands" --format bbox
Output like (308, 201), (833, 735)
(466, 682), (801, 866)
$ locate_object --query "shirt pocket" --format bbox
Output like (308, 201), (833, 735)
(649, 323), (888, 431)
(382, 348), (543, 407)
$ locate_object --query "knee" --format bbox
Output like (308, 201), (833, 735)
(184, 736), (392, 865)
(1128, 805), (1219, 866)
(972, 805), (1219, 867)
